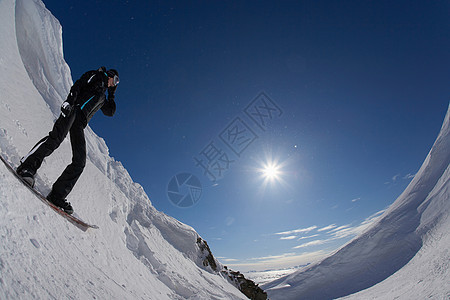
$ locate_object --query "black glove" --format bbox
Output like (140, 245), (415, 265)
(61, 101), (73, 117)
(107, 86), (117, 103)
(108, 85), (117, 96)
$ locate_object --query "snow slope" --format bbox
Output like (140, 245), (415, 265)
(0, 0), (247, 299)
(263, 107), (450, 298)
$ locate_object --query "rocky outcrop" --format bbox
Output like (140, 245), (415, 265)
(221, 266), (268, 300)
(197, 237), (218, 271)
(196, 238), (268, 300)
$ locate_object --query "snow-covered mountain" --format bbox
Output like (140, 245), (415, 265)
(262, 110), (450, 297)
(0, 1), (266, 299)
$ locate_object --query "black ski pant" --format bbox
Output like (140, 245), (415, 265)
(19, 110), (86, 200)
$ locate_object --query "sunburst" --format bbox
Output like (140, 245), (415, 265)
(258, 157), (284, 185)
(261, 162), (281, 181)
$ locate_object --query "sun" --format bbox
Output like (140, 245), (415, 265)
(253, 151), (289, 190)
(262, 163), (281, 180)
(259, 159), (282, 183)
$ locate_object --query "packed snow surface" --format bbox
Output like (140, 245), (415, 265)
(0, 0), (245, 299)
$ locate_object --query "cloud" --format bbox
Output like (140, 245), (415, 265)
(292, 211), (386, 250)
(225, 209), (388, 272)
(361, 210), (385, 225)
(330, 210), (385, 239)
(298, 234), (319, 240)
(351, 197), (361, 202)
(328, 224), (351, 233)
(318, 224), (336, 232)
(386, 173), (416, 185)
(221, 258), (239, 262)
(275, 226), (317, 235)
(298, 212), (383, 244)
(293, 240), (327, 249)
(392, 174), (401, 181)
(330, 226), (357, 239)
(403, 173), (415, 180)
(280, 235), (297, 240)
(227, 250), (330, 272)
(225, 217), (235, 226)
(250, 253), (297, 261)
(275, 214), (385, 251)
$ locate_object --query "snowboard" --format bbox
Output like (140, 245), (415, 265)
(0, 154), (98, 232)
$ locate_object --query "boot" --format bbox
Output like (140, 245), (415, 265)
(47, 191), (74, 215)
(16, 167), (35, 188)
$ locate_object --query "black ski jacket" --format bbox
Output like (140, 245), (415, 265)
(66, 68), (116, 126)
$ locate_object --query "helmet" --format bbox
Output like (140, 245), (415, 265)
(106, 69), (119, 78)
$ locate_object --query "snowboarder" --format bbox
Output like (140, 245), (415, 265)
(16, 66), (119, 214)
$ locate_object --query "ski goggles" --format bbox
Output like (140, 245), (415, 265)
(113, 75), (120, 86)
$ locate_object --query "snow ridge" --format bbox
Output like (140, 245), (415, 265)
(15, 0), (72, 116)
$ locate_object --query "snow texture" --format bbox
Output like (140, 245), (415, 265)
(0, 0), (245, 299)
(263, 107), (450, 298)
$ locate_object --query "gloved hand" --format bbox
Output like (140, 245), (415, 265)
(61, 101), (73, 117)
(108, 85), (117, 96)
(107, 86), (117, 102)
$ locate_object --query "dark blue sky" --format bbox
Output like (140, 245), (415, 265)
(43, 0), (449, 270)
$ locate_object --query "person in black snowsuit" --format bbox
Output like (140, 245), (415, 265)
(16, 66), (119, 214)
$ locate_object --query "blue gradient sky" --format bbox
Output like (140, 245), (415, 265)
(42, 0), (448, 271)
